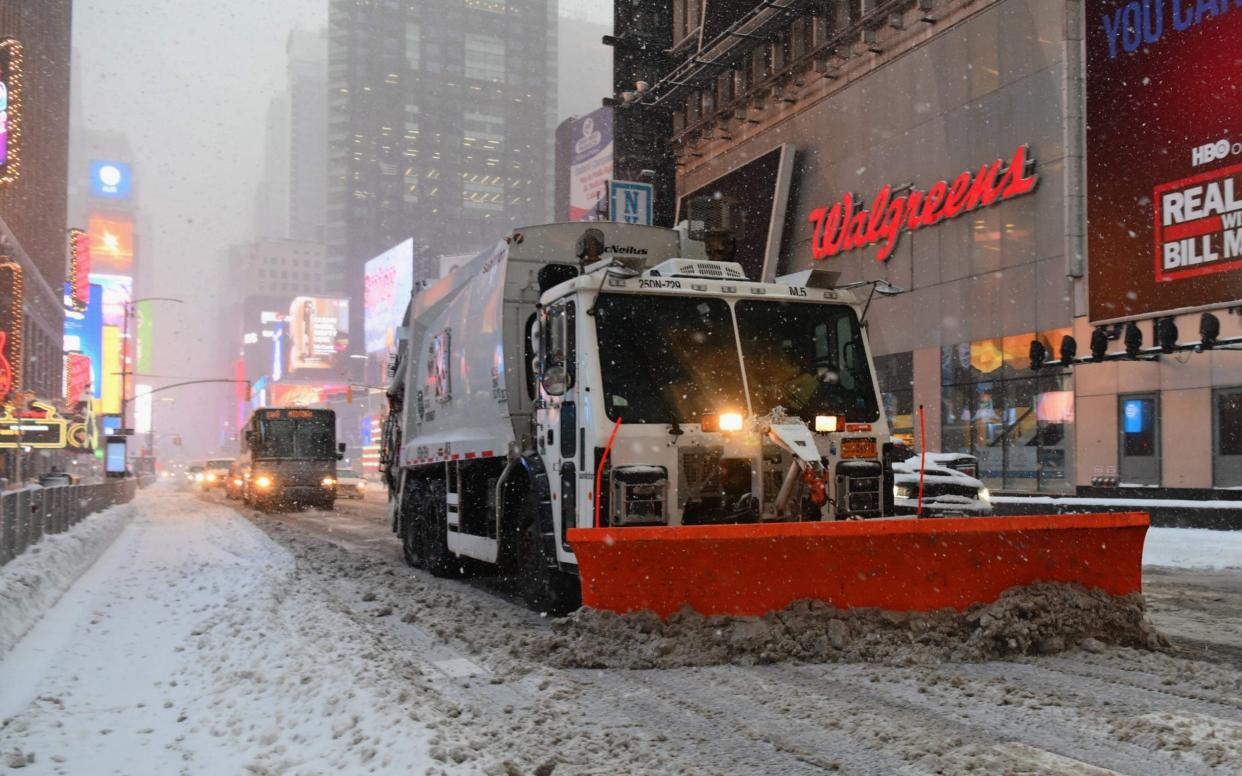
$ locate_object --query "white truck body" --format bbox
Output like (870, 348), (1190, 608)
(385, 222), (892, 606)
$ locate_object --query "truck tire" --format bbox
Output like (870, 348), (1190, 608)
(422, 480), (459, 578)
(519, 513), (581, 616)
(399, 479), (425, 569)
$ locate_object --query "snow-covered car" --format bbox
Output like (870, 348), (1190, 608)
(891, 452), (993, 516)
(334, 469), (367, 499)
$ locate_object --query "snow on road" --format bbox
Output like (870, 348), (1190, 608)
(0, 489), (432, 774)
(1144, 528), (1242, 570)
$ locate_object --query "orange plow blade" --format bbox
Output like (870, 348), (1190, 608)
(568, 513), (1149, 618)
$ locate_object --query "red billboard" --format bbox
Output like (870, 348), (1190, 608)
(69, 228), (91, 310)
(1086, 3), (1242, 321)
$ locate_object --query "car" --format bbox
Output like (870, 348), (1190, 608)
(890, 449), (993, 517)
(185, 463), (206, 489)
(202, 458), (235, 489)
(225, 461), (249, 500)
(334, 468), (367, 499)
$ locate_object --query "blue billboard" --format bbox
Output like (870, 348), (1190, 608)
(90, 160), (133, 199)
(63, 283), (104, 398)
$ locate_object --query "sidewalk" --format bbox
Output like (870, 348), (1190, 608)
(0, 489), (432, 774)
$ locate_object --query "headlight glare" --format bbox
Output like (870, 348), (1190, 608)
(255, 475), (273, 489)
(718, 412), (744, 432)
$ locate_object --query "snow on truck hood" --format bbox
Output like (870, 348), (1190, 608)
(891, 455), (985, 490)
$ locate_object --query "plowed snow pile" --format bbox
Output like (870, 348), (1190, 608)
(547, 583), (1170, 669)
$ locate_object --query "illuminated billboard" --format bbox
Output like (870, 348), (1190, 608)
(87, 213), (135, 275)
(1086, 3), (1242, 321)
(90, 273), (132, 327)
(288, 297), (349, 372)
(68, 229), (91, 311)
(135, 300), (153, 372)
(364, 239), (414, 353)
(89, 160), (133, 199)
(0, 261), (20, 398)
(568, 107), (613, 221)
(270, 383), (348, 407)
(64, 284), (104, 398)
(101, 326), (123, 415)
(64, 353), (92, 406)
(0, 38), (23, 186)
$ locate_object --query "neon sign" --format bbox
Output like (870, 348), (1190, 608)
(806, 145), (1039, 263)
(0, 38), (21, 186)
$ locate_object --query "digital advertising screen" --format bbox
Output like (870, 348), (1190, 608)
(101, 326), (123, 415)
(364, 239), (414, 353)
(568, 107), (613, 221)
(90, 273), (132, 327)
(90, 160), (133, 199)
(63, 283), (104, 398)
(287, 297), (349, 372)
(269, 383), (347, 407)
(105, 438), (127, 474)
(69, 228), (91, 310)
(87, 213), (135, 275)
(0, 38), (22, 185)
(1085, 3), (1242, 321)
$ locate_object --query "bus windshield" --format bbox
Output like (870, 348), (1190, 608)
(254, 415), (336, 460)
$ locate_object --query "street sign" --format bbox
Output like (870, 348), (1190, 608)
(609, 180), (653, 226)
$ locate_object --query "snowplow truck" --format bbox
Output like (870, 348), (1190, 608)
(384, 222), (1147, 617)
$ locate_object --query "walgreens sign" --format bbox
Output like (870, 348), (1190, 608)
(806, 145), (1039, 262)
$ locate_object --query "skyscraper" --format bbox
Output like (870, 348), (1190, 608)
(326, 0), (557, 340)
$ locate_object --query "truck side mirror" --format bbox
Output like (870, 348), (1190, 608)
(542, 364), (571, 396)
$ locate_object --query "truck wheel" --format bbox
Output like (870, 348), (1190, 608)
(519, 517), (581, 616)
(400, 480), (425, 569)
(422, 480), (459, 578)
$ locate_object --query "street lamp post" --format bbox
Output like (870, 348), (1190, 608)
(120, 297), (183, 431)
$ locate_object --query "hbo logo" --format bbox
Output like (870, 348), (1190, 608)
(1192, 139), (1240, 167)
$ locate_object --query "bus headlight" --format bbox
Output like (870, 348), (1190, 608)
(233, 478), (243, 486)
(321, 477), (337, 488)
(718, 412), (744, 432)
(255, 475), (273, 489)
(206, 473), (217, 483)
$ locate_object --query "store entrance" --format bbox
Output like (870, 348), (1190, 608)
(1118, 393), (1160, 486)
(1214, 387), (1242, 488)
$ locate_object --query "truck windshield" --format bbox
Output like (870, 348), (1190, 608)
(255, 417), (336, 459)
(734, 300), (880, 423)
(594, 294), (746, 424)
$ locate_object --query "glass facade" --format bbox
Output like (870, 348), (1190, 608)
(874, 352), (914, 447)
(940, 329), (1074, 492)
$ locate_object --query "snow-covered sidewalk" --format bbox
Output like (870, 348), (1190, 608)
(1144, 527), (1242, 570)
(0, 489), (432, 774)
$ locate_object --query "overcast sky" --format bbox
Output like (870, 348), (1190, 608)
(71, 0), (610, 456)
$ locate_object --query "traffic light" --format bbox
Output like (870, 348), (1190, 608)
(1028, 339), (1046, 371)
(244, 382), (252, 402)
(1090, 328), (1109, 362)
(1124, 322), (1143, 358)
(346, 385), (354, 404)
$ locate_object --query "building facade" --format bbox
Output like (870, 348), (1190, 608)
(326, 0), (558, 342)
(615, 0), (1242, 494)
(0, 0), (72, 405)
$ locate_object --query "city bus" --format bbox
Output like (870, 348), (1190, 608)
(241, 407), (344, 510)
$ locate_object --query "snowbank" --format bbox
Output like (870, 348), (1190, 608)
(1144, 527), (1242, 570)
(0, 499), (135, 655)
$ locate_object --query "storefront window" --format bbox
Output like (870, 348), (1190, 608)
(940, 328), (1074, 493)
(874, 352), (913, 446)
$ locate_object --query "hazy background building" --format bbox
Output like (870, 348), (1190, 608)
(326, 0), (559, 342)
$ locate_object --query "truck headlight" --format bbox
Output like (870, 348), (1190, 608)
(718, 412), (744, 432)
(255, 475), (273, 489)
(206, 473), (216, 482)
(814, 415), (840, 433)
(978, 487), (991, 503)
(321, 477), (337, 488)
